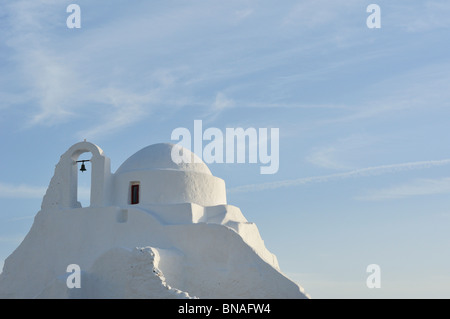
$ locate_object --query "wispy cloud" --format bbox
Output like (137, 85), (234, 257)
(77, 87), (157, 140)
(238, 102), (348, 109)
(356, 177), (450, 201)
(322, 62), (450, 125)
(0, 182), (46, 199)
(25, 51), (83, 126)
(228, 159), (450, 194)
(3, 0), (450, 141)
(234, 8), (254, 21)
(2, 1), (175, 138)
(202, 92), (236, 123)
(1, 1), (87, 128)
(306, 135), (376, 171)
(389, 1), (450, 32)
(282, 0), (359, 29)
(0, 0), (370, 137)
(6, 215), (35, 222)
(213, 92), (235, 112)
(0, 181), (91, 202)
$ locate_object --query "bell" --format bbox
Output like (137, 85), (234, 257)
(80, 162), (87, 172)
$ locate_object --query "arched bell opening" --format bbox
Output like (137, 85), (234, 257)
(70, 149), (94, 208)
(40, 141), (112, 210)
(75, 154), (93, 208)
(57, 141), (112, 209)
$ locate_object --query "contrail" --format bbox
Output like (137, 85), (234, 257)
(228, 159), (450, 194)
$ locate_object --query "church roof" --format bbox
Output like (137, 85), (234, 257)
(115, 143), (212, 175)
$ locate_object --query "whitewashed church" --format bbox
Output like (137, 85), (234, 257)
(0, 141), (309, 299)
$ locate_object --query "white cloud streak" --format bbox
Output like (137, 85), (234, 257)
(356, 177), (450, 201)
(306, 135), (375, 171)
(2, 1), (171, 138)
(389, 1), (450, 32)
(0, 183), (46, 199)
(228, 159), (450, 194)
(76, 87), (157, 140)
(0, 182), (91, 201)
(322, 62), (450, 125)
(3, 0), (450, 142)
(282, 0), (360, 28)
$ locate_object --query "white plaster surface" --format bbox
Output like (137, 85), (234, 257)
(0, 142), (308, 299)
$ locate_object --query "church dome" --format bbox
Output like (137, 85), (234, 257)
(113, 143), (226, 207)
(115, 143), (212, 175)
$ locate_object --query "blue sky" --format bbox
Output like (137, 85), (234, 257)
(1, 0), (450, 298)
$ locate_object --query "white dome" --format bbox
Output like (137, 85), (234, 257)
(115, 143), (212, 175)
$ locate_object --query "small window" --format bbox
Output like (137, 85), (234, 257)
(130, 184), (140, 205)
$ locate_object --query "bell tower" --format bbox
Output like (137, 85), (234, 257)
(41, 141), (112, 210)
